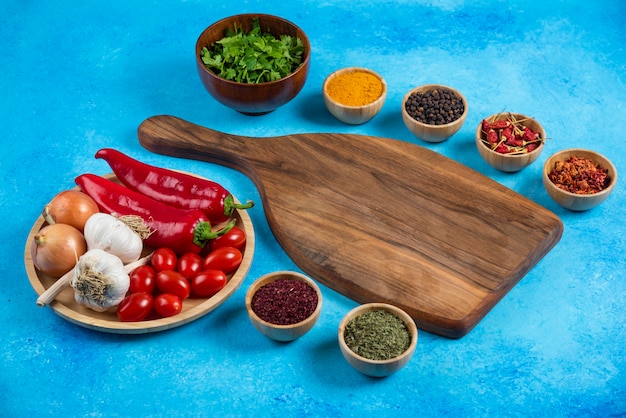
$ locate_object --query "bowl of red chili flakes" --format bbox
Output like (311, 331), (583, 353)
(543, 148), (618, 211)
(476, 112), (546, 172)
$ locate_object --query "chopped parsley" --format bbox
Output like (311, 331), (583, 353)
(200, 18), (305, 84)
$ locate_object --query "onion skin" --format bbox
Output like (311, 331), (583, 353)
(43, 190), (99, 233)
(30, 223), (87, 277)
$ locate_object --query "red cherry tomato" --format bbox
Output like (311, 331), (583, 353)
(129, 265), (156, 294)
(117, 292), (153, 322)
(191, 269), (227, 297)
(151, 247), (178, 272)
(177, 253), (203, 279)
(203, 247), (243, 274)
(156, 270), (191, 300)
(210, 226), (247, 251)
(153, 293), (183, 318)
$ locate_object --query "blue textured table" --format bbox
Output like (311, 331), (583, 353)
(2, 1), (624, 416)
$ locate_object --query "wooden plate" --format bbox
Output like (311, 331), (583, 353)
(23, 173), (254, 334)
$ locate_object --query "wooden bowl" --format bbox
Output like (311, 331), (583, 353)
(338, 303), (418, 377)
(475, 113), (545, 172)
(195, 14), (310, 115)
(401, 84), (468, 142)
(245, 271), (322, 342)
(24, 173), (254, 334)
(322, 67), (387, 125)
(543, 148), (617, 211)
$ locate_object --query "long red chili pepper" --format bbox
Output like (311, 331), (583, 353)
(95, 148), (253, 224)
(75, 174), (235, 255)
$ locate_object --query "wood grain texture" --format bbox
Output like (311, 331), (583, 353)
(137, 115), (564, 338)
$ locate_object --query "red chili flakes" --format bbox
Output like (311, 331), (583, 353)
(251, 279), (318, 325)
(548, 156), (609, 194)
(480, 113), (543, 154)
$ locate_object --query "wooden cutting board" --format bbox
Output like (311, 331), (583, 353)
(137, 115), (563, 338)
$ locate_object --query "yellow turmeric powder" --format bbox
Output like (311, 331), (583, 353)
(326, 70), (383, 106)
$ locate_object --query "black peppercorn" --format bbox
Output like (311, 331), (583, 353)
(405, 87), (465, 125)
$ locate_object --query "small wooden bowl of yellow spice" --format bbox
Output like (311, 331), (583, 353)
(338, 303), (418, 377)
(323, 67), (387, 125)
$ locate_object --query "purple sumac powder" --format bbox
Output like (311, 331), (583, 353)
(251, 279), (318, 325)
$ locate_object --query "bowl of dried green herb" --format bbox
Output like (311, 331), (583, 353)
(195, 14), (310, 115)
(338, 303), (418, 377)
(245, 271), (322, 342)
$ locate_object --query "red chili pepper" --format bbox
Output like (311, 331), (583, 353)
(525, 143), (539, 153)
(480, 114), (543, 155)
(494, 143), (510, 154)
(75, 174), (235, 254)
(486, 130), (499, 144)
(95, 148), (253, 224)
(523, 127), (538, 142)
(487, 120), (510, 130)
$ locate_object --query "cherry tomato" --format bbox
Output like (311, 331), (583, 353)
(177, 253), (203, 279)
(210, 226), (247, 251)
(156, 270), (191, 300)
(151, 247), (178, 272)
(117, 292), (153, 322)
(203, 247), (243, 274)
(191, 269), (227, 298)
(129, 265), (156, 294)
(153, 293), (183, 318)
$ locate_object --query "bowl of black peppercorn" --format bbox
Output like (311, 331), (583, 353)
(401, 84), (468, 143)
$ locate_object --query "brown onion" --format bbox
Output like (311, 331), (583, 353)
(42, 190), (99, 233)
(30, 223), (87, 277)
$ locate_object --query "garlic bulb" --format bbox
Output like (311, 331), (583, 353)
(71, 249), (130, 312)
(84, 213), (143, 263)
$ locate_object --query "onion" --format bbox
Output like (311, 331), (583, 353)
(30, 223), (87, 277)
(42, 190), (99, 233)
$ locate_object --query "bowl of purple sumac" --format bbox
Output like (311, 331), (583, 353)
(401, 84), (468, 143)
(245, 271), (322, 342)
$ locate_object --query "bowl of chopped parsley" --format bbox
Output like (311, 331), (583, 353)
(195, 14), (310, 115)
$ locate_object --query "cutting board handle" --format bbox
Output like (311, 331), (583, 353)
(137, 115), (260, 176)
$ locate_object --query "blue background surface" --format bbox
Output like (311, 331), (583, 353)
(2, 1), (624, 416)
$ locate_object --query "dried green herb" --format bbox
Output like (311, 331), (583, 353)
(343, 309), (410, 361)
(200, 18), (304, 84)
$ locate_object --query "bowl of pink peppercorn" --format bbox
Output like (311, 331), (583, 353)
(475, 112), (546, 172)
(245, 271), (322, 342)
